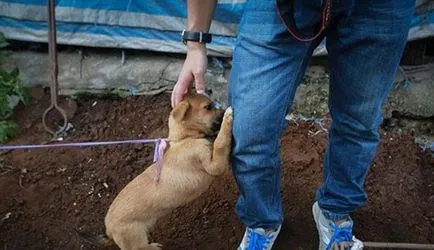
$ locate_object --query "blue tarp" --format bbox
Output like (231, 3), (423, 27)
(0, 0), (433, 57)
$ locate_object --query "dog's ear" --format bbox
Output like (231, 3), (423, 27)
(171, 100), (190, 121)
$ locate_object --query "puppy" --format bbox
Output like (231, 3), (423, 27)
(104, 92), (233, 250)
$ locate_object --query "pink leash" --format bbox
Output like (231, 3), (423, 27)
(0, 138), (169, 182)
(153, 139), (168, 182)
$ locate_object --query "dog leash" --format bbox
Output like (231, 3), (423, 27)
(0, 138), (168, 181)
(275, 0), (332, 42)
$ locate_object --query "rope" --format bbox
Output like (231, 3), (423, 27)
(0, 138), (168, 181)
(0, 139), (161, 150)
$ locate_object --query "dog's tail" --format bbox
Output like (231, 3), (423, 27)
(73, 228), (114, 247)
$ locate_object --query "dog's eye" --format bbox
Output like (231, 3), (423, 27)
(204, 104), (213, 111)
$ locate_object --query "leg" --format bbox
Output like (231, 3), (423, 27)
(203, 107), (233, 176)
(313, 2), (415, 248)
(229, 0), (322, 230)
(316, 0), (415, 221)
(111, 222), (161, 250)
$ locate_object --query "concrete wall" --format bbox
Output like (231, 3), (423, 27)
(2, 50), (433, 120)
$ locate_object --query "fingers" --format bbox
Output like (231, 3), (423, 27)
(171, 85), (177, 108)
(194, 71), (205, 94)
(171, 48), (207, 107)
(172, 70), (206, 107)
(172, 72), (193, 108)
(171, 84), (179, 108)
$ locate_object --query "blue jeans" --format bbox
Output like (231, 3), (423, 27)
(228, 0), (415, 229)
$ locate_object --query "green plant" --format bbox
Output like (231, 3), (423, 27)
(0, 32), (29, 143)
(0, 120), (18, 142)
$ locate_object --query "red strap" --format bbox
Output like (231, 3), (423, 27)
(275, 0), (332, 42)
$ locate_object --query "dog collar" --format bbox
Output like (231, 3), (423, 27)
(153, 139), (169, 182)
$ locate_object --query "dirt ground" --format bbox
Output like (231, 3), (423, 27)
(0, 91), (432, 250)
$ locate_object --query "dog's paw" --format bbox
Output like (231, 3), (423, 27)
(225, 106), (233, 116)
(223, 107), (233, 124)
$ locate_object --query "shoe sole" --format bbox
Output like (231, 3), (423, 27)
(312, 202), (324, 250)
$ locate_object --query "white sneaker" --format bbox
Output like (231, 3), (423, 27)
(312, 202), (364, 250)
(238, 225), (281, 250)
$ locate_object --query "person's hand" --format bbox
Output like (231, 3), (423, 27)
(171, 42), (207, 107)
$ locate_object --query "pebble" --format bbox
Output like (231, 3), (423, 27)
(2, 212), (12, 221)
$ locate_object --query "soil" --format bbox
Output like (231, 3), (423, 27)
(0, 92), (433, 250)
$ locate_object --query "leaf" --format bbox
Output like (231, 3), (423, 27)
(0, 71), (12, 85)
(0, 68), (27, 105)
(0, 120), (18, 143)
(0, 37), (25, 142)
(10, 68), (19, 78)
(0, 93), (13, 119)
(16, 87), (30, 105)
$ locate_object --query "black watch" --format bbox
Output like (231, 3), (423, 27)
(181, 29), (212, 45)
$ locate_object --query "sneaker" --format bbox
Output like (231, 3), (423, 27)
(312, 202), (364, 250)
(238, 225), (281, 250)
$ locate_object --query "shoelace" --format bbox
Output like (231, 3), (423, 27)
(246, 229), (272, 250)
(325, 223), (353, 250)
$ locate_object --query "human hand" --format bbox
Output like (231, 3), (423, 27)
(171, 42), (207, 107)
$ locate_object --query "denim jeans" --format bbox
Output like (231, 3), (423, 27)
(228, 0), (415, 229)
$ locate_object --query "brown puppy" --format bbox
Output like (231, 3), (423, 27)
(104, 92), (233, 250)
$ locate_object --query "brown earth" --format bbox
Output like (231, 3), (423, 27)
(0, 92), (432, 250)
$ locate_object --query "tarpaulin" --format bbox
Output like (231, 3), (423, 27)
(0, 0), (432, 57)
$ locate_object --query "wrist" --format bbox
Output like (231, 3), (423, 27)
(186, 25), (208, 33)
(187, 41), (206, 52)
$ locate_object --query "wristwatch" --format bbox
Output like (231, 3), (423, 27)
(181, 29), (212, 45)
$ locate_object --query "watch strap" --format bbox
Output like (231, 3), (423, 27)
(182, 29), (212, 44)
